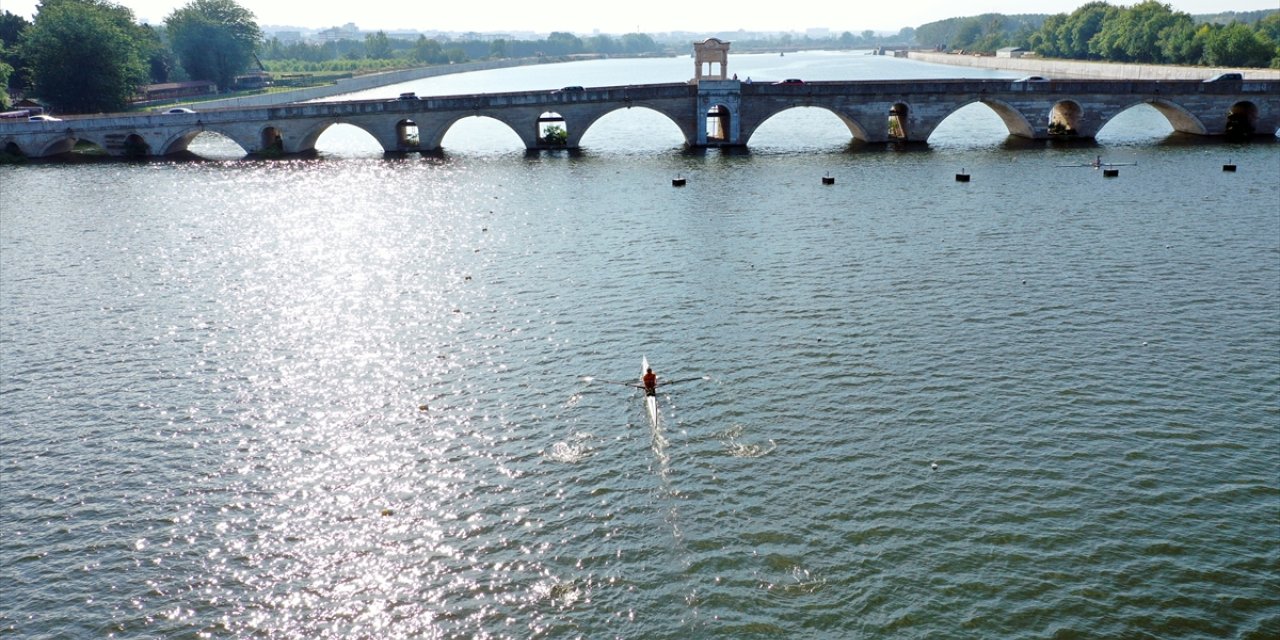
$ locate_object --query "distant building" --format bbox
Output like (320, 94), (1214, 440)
(317, 23), (361, 42)
(234, 71), (273, 90)
(270, 30), (303, 44)
(140, 81), (217, 101)
(997, 47), (1027, 59)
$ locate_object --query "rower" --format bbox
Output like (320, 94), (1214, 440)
(642, 367), (657, 397)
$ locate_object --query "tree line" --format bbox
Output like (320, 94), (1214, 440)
(0, 0), (667, 113)
(4, 0), (1277, 114)
(916, 2), (1279, 68)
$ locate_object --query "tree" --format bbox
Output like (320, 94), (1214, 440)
(165, 0), (261, 91)
(546, 32), (583, 55)
(1090, 1), (1189, 63)
(364, 30), (391, 59)
(0, 43), (12, 108)
(1202, 22), (1275, 68)
(489, 38), (510, 59)
(21, 0), (148, 113)
(1, 11), (30, 98)
(1059, 2), (1113, 59)
(620, 33), (658, 54)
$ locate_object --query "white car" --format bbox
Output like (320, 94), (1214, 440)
(28, 114), (61, 121)
(163, 107), (197, 114)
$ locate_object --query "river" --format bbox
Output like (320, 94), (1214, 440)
(2, 51), (1278, 638)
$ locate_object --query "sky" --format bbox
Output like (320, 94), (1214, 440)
(3, 0), (1276, 34)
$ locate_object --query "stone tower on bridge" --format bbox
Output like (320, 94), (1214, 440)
(692, 38), (741, 145)
(693, 38), (731, 83)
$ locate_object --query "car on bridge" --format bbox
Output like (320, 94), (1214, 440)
(28, 114), (61, 122)
(1013, 75), (1050, 82)
(162, 107), (197, 114)
(553, 86), (585, 94)
(1204, 73), (1243, 83)
(775, 78), (805, 85)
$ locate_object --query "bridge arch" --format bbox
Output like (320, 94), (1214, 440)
(1103, 98), (1206, 136)
(571, 105), (691, 149)
(420, 114), (527, 152)
(35, 135), (77, 156)
(293, 120), (385, 153)
(929, 98), (1037, 141)
(978, 98), (1037, 139)
(742, 105), (871, 147)
(156, 127), (203, 155)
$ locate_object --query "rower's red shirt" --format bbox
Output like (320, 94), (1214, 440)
(643, 371), (657, 389)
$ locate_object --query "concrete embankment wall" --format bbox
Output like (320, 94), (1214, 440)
(907, 51), (1280, 81)
(191, 56), (598, 109)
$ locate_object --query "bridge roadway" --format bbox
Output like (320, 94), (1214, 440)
(1, 78), (1276, 158)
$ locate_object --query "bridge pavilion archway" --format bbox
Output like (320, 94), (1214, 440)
(705, 103), (733, 143)
(122, 133), (151, 157)
(1225, 101), (1259, 139)
(888, 103), (910, 140)
(396, 119), (420, 149)
(536, 111), (568, 147)
(260, 126), (285, 154)
(1050, 100), (1085, 137)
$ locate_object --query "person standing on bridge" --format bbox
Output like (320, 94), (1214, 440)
(643, 367), (658, 397)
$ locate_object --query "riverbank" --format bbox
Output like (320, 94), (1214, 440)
(906, 50), (1280, 80)
(188, 55), (606, 109)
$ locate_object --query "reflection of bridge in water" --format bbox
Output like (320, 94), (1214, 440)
(2, 78), (1277, 159)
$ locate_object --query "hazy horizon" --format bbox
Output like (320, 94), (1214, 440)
(4, 0), (1278, 35)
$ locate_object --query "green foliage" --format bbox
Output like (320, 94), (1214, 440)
(1, 11), (30, 96)
(22, 0), (149, 113)
(914, 14), (1047, 52)
(1089, 1), (1191, 63)
(540, 124), (567, 146)
(1021, 1), (1279, 67)
(1201, 22), (1275, 67)
(165, 0), (261, 90)
(364, 31), (392, 59)
(0, 45), (11, 109)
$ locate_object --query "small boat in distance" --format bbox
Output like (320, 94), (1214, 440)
(1057, 155), (1138, 169)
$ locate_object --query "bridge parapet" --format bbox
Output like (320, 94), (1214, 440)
(1, 79), (1274, 158)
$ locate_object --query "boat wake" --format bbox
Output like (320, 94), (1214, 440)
(720, 424), (776, 458)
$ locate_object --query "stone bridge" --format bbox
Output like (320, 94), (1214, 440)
(1, 78), (1276, 158)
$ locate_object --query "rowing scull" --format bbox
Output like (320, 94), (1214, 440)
(642, 356), (658, 428)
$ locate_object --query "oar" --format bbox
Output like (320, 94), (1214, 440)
(657, 375), (712, 386)
(580, 376), (643, 388)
